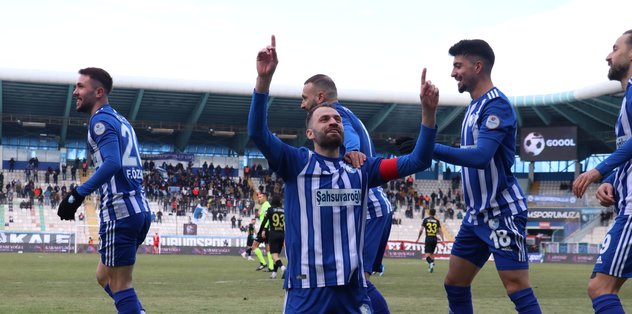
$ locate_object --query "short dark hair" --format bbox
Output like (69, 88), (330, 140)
(270, 193), (283, 207)
(304, 74), (338, 100)
(448, 39), (495, 74)
(429, 208), (436, 216)
(624, 29), (632, 48)
(78, 67), (113, 94)
(305, 103), (336, 128)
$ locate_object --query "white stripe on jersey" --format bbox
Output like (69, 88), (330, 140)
(130, 195), (142, 214)
(512, 184), (527, 212)
(620, 93), (631, 135)
(501, 189), (519, 215)
(464, 171), (475, 217)
(338, 164), (356, 285)
(100, 185), (111, 222)
(477, 169), (488, 213)
(326, 160), (345, 286)
(489, 159), (500, 209)
(311, 161), (325, 287)
(297, 153), (311, 289)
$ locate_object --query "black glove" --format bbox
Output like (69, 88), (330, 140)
(58, 189), (85, 220)
(395, 136), (416, 155)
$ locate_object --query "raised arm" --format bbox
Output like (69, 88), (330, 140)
(254, 35), (278, 93)
(248, 35), (288, 168)
(376, 68), (438, 184)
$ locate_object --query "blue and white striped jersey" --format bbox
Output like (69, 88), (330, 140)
(282, 150), (376, 288)
(440, 87), (526, 223)
(249, 91), (436, 289)
(334, 102), (392, 219)
(596, 78), (632, 216)
(77, 105), (151, 222)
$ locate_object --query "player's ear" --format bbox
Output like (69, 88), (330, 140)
(96, 86), (105, 98)
(306, 128), (315, 140)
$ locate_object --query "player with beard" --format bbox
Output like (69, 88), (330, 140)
(58, 67), (152, 314)
(421, 40), (541, 313)
(573, 29), (632, 314)
(248, 35), (438, 313)
(301, 74), (394, 313)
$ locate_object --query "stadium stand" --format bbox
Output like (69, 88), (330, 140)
(0, 72), (624, 255)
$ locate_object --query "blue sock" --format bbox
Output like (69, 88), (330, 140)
(367, 280), (390, 314)
(113, 288), (141, 314)
(444, 284), (473, 314)
(104, 284), (114, 298)
(508, 288), (541, 314)
(592, 294), (625, 314)
(105, 284), (143, 311)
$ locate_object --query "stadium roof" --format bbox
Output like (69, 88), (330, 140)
(0, 68), (624, 159)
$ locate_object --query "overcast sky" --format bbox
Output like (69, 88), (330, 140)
(0, 0), (630, 100)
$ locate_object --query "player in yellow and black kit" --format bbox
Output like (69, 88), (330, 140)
(257, 193), (285, 279)
(241, 218), (257, 261)
(416, 208), (444, 273)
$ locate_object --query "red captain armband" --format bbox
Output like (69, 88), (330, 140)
(379, 158), (399, 182)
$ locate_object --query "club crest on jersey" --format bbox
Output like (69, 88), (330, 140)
(313, 189), (361, 207)
(93, 122), (106, 136)
(488, 218), (499, 230)
(486, 115), (500, 129)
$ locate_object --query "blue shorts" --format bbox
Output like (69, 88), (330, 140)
(593, 214), (632, 278)
(284, 285), (371, 314)
(451, 210), (528, 271)
(363, 211), (393, 274)
(99, 212), (152, 267)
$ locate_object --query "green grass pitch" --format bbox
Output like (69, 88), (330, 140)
(0, 253), (629, 313)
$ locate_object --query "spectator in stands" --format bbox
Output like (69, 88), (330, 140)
(71, 165), (77, 181)
(81, 158), (88, 177)
(60, 163), (67, 180)
(53, 168), (59, 185)
(156, 210), (162, 224)
(45, 167), (52, 184)
(9, 158), (15, 172)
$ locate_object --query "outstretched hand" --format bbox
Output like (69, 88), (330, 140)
(256, 35), (278, 88)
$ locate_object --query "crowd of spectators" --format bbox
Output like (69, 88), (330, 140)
(384, 176), (465, 224)
(0, 156), (83, 209)
(142, 160), (282, 230)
